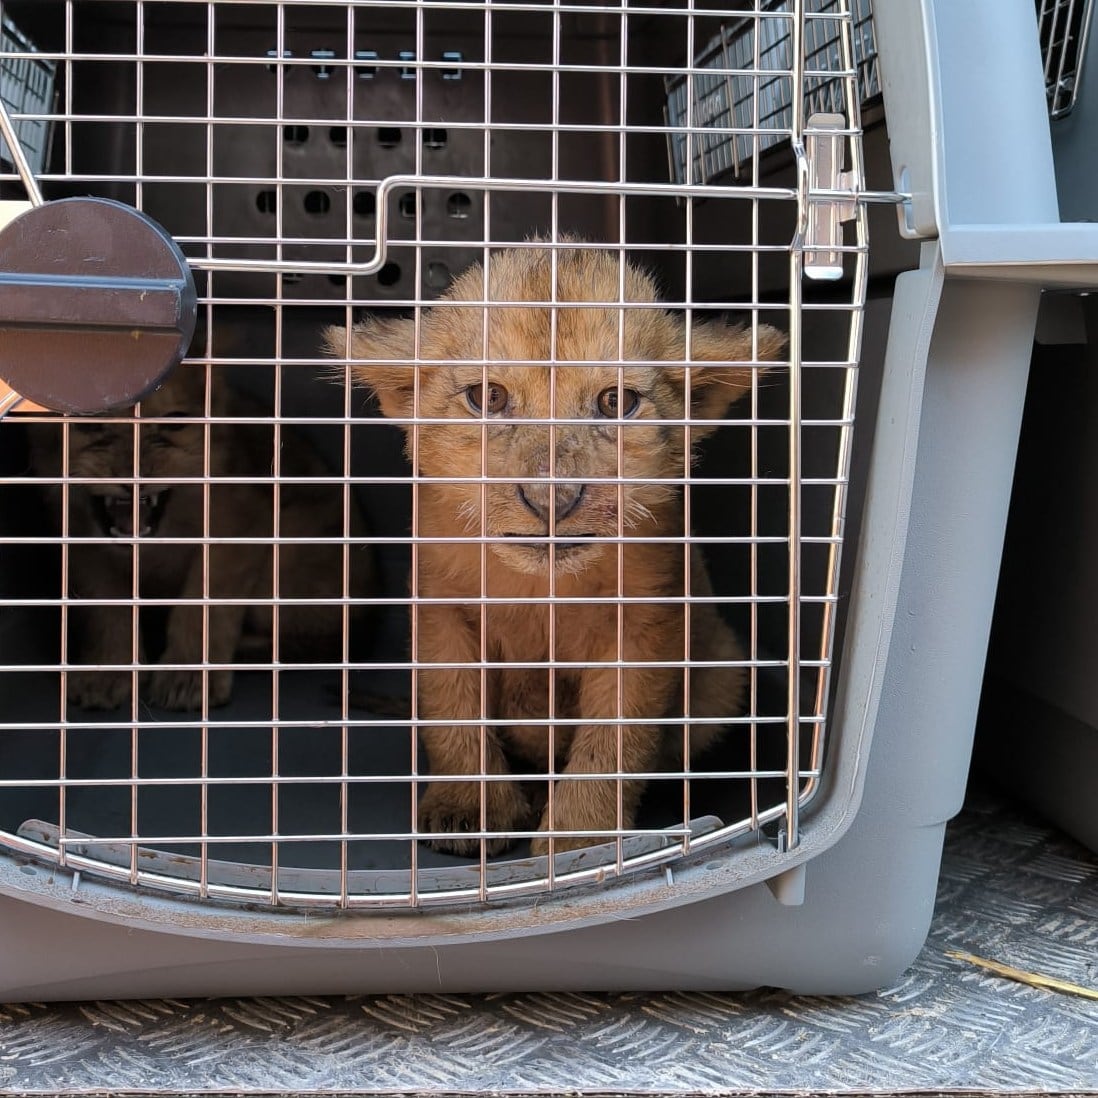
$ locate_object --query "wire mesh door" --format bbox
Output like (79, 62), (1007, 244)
(0, 0), (872, 910)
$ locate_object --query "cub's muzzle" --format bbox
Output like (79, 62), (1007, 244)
(515, 481), (586, 523)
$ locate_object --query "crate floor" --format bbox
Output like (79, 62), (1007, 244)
(0, 788), (1095, 1096)
(0, 664), (793, 884)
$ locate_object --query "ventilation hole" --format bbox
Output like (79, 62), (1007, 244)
(283, 124), (309, 145)
(423, 128), (447, 149)
(353, 191), (377, 217)
(398, 192), (417, 220)
(399, 50), (416, 79)
(441, 50), (463, 80)
(377, 262), (401, 287)
(426, 261), (450, 289)
(446, 191), (471, 219)
(328, 274), (347, 287)
(377, 127), (402, 148)
(355, 50), (378, 79)
(311, 49), (335, 79)
(303, 190), (331, 215)
(256, 190), (277, 214)
(266, 48), (292, 74)
(329, 126), (347, 147)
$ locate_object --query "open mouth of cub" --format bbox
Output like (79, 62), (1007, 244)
(91, 489), (171, 538)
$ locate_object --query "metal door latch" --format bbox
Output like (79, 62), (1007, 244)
(805, 112), (858, 282)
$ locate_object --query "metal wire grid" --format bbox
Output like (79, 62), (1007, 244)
(0, 0), (870, 910)
(1038, 0), (1094, 118)
(665, 0), (878, 186)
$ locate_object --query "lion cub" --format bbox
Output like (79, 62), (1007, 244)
(328, 246), (783, 855)
(31, 366), (376, 711)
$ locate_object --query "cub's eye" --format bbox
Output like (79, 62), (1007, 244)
(465, 381), (509, 415)
(596, 386), (640, 418)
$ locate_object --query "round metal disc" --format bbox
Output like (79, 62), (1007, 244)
(0, 197), (197, 414)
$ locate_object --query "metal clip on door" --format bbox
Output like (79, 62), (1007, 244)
(804, 113), (858, 282)
(0, 99), (196, 418)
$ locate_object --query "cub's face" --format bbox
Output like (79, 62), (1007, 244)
(330, 247), (783, 576)
(62, 368), (218, 538)
(391, 360), (717, 578)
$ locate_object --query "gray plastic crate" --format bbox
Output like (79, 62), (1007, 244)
(976, 0), (1098, 854)
(0, 0), (1093, 1001)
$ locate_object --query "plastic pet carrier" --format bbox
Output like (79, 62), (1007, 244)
(0, 0), (1088, 1001)
(977, 0), (1098, 854)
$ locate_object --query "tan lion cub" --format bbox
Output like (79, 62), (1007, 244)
(31, 366), (375, 711)
(329, 246), (783, 855)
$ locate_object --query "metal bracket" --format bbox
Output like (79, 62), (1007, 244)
(805, 112), (858, 282)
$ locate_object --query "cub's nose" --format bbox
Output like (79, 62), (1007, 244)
(516, 481), (586, 523)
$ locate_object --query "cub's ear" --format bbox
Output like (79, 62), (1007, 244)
(668, 320), (785, 427)
(323, 316), (417, 420)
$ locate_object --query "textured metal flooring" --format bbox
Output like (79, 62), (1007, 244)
(1, 789), (1096, 1096)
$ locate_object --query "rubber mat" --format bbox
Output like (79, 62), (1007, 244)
(1, 788), (1095, 1095)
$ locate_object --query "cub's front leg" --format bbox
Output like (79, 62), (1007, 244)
(415, 603), (530, 856)
(66, 547), (145, 710)
(529, 659), (675, 858)
(149, 540), (265, 710)
(68, 601), (143, 709)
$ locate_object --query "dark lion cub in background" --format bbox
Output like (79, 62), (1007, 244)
(327, 245), (783, 855)
(31, 366), (376, 711)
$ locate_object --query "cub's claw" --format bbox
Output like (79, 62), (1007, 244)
(147, 666), (233, 711)
(67, 669), (133, 710)
(417, 780), (529, 857)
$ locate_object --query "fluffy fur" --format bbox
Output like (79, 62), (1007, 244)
(327, 245), (783, 855)
(30, 367), (376, 711)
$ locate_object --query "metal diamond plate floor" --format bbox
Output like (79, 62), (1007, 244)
(1, 789), (1096, 1096)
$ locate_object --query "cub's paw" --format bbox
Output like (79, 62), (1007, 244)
(527, 834), (597, 860)
(147, 666), (233, 711)
(529, 832), (606, 858)
(67, 668), (133, 710)
(529, 784), (625, 857)
(417, 780), (529, 857)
